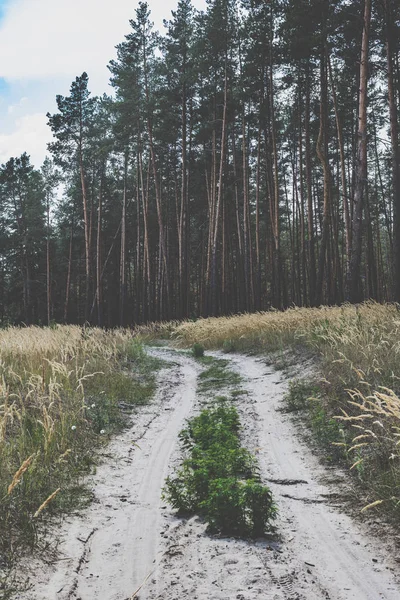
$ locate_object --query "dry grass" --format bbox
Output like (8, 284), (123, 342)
(0, 325), (155, 566)
(174, 302), (400, 517)
(134, 320), (181, 342)
(173, 304), (381, 351)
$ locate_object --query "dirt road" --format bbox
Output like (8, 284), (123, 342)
(23, 348), (400, 600)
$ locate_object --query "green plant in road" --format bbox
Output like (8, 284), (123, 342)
(192, 343), (205, 358)
(198, 358), (241, 392)
(163, 403), (276, 537)
(202, 477), (276, 536)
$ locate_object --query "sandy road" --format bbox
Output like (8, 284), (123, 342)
(23, 348), (400, 600)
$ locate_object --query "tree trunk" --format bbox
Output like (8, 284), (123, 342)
(46, 191), (51, 326)
(79, 153), (90, 322)
(120, 156), (127, 326)
(64, 218), (74, 323)
(384, 0), (400, 301)
(349, 0), (372, 303)
(96, 169), (103, 326)
(305, 62), (316, 305)
(316, 45), (332, 306)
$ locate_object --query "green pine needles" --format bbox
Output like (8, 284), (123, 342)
(163, 403), (276, 537)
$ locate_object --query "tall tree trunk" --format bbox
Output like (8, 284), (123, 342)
(210, 61), (228, 316)
(64, 218), (74, 323)
(270, 59), (281, 308)
(350, 0), (372, 302)
(120, 156), (127, 326)
(79, 152), (90, 322)
(96, 169), (103, 327)
(384, 0), (400, 301)
(46, 191), (51, 326)
(316, 44), (332, 306)
(179, 77), (188, 318)
(305, 62), (316, 305)
(143, 44), (169, 316)
(328, 56), (351, 297)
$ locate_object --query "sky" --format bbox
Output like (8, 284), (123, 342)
(0, 0), (205, 168)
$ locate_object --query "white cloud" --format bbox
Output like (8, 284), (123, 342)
(0, 0), (137, 92)
(0, 113), (50, 166)
(0, 0), (206, 167)
(7, 96), (28, 114)
(0, 0), (206, 93)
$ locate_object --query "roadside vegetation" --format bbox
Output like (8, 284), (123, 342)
(163, 402), (276, 537)
(0, 326), (156, 576)
(197, 357), (242, 393)
(170, 302), (400, 520)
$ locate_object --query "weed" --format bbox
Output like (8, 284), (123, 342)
(192, 343), (205, 358)
(163, 403), (276, 537)
(202, 478), (276, 536)
(222, 339), (236, 354)
(231, 389), (247, 398)
(198, 358), (241, 392)
(285, 379), (347, 462)
(285, 379), (317, 413)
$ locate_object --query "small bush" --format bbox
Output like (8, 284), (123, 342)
(222, 339), (235, 354)
(163, 403), (276, 537)
(192, 343), (205, 358)
(285, 379), (316, 413)
(202, 478), (276, 536)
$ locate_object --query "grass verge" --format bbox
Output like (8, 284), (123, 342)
(0, 325), (158, 577)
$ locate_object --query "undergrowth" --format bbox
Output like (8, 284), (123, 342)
(163, 402), (276, 537)
(0, 326), (157, 569)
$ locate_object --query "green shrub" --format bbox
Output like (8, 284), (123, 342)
(202, 477), (276, 536)
(163, 403), (276, 537)
(179, 404), (241, 450)
(222, 339), (236, 353)
(192, 343), (205, 358)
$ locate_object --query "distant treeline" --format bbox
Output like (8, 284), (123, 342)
(0, 0), (399, 326)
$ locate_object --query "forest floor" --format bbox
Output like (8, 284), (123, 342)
(19, 346), (400, 600)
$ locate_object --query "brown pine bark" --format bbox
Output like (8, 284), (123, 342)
(349, 0), (372, 302)
(79, 151), (90, 323)
(315, 45), (332, 306)
(384, 0), (400, 301)
(64, 218), (74, 323)
(305, 62), (316, 305)
(328, 56), (351, 297)
(270, 60), (281, 308)
(120, 156), (127, 326)
(210, 61), (228, 316)
(96, 173), (103, 326)
(46, 189), (51, 326)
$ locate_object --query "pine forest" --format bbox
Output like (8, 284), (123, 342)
(1, 0), (400, 326)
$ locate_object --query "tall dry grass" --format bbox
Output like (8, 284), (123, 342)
(0, 325), (154, 566)
(173, 304), (363, 350)
(174, 302), (400, 516)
